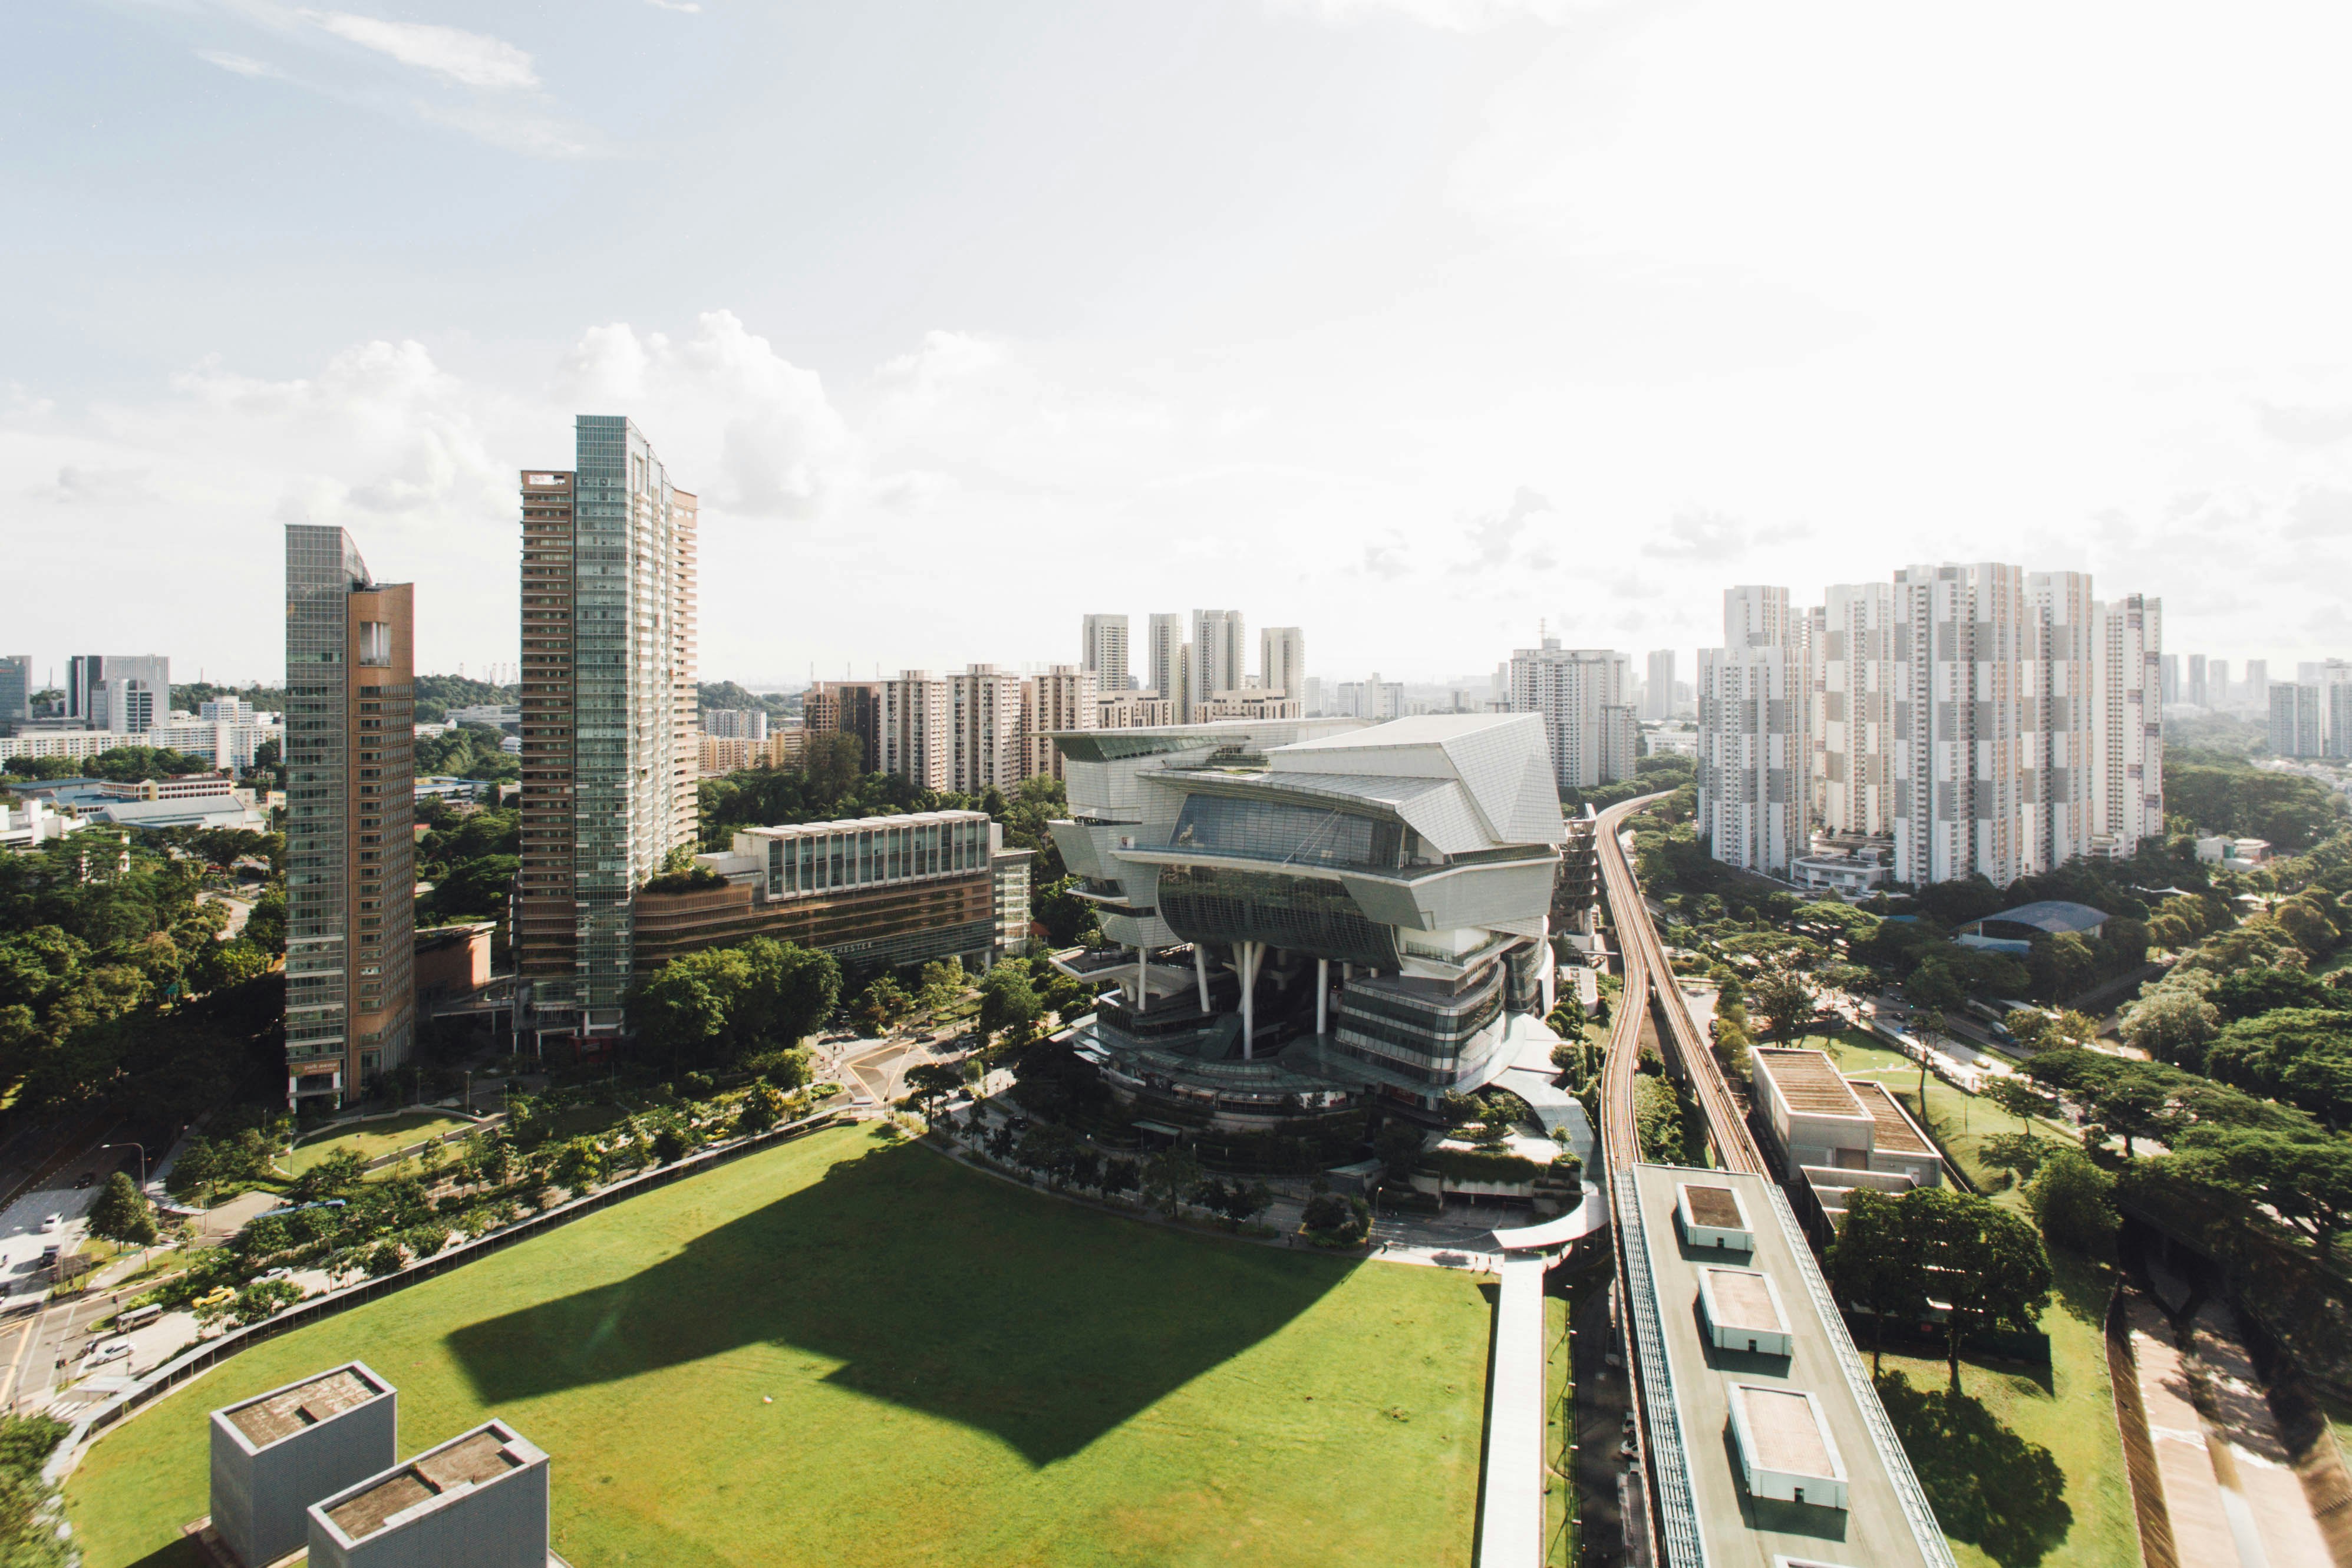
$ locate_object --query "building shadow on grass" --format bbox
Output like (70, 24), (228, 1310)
(1874, 1369), (2070, 1568)
(447, 1137), (1357, 1467)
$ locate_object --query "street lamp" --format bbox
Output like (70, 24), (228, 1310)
(99, 1143), (147, 1189)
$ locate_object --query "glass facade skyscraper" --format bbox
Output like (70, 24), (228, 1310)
(284, 525), (414, 1106)
(515, 417), (698, 1049)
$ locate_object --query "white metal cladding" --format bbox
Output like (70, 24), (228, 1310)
(1617, 1179), (1708, 1568)
(1269, 713), (1565, 849)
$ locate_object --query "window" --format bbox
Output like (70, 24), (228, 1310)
(358, 622), (392, 666)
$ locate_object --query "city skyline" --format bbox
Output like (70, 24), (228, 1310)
(8, 5), (2352, 684)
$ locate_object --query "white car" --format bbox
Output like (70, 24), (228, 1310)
(37, 1215), (61, 1235)
(86, 1340), (131, 1365)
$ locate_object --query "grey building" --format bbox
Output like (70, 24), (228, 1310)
(0, 656), (28, 735)
(308, 1420), (550, 1568)
(66, 653), (169, 735)
(210, 1363), (397, 1568)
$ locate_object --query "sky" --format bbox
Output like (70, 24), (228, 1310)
(6, 0), (2352, 690)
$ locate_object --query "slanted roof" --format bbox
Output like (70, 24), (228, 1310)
(1266, 714), (1563, 850)
(1845, 1078), (1934, 1156)
(1752, 1048), (1868, 1119)
(1965, 900), (2107, 936)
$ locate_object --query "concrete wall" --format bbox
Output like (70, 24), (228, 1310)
(309, 1432), (548, 1568)
(210, 1373), (397, 1568)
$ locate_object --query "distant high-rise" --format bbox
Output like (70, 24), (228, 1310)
(1698, 588), (1808, 875)
(284, 526), (414, 1107)
(2159, 653), (2180, 707)
(804, 681), (881, 771)
(67, 653), (169, 734)
(1145, 613), (1182, 701)
(514, 418), (700, 1052)
(1893, 563), (2031, 887)
(1080, 615), (1132, 692)
(879, 672), (952, 790)
(2272, 684), (2324, 758)
(1260, 626), (1305, 702)
(1812, 583), (1895, 840)
(1643, 649), (1675, 721)
(1024, 665), (1097, 781)
(2244, 659), (2268, 710)
(2025, 570), (2097, 872)
(1190, 609), (1246, 713)
(948, 664), (1024, 793)
(1506, 641), (1635, 790)
(2209, 659), (2231, 710)
(2188, 653), (2208, 708)
(2092, 594), (2163, 851)
(0, 656), (28, 735)
(703, 708), (767, 741)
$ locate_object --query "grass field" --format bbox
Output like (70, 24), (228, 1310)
(68, 1125), (1493, 1568)
(281, 1112), (477, 1175)
(1798, 1031), (2077, 1192)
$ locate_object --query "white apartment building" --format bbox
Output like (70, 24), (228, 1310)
(1024, 664), (1097, 781)
(879, 672), (952, 790)
(1507, 641), (1637, 791)
(2091, 593), (2163, 851)
(1098, 693), (1177, 729)
(1698, 590), (1809, 876)
(1644, 649), (1676, 721)
(1081, 614), (1132, 691)
(2024, 570), (2097, 872)
(1812, 582), (1896, 840)
(2271, 684), (2325, 758)
(702, 707), (768, 741)
(948, 664), (1024, 794)
(1189, 609), (1246, 714)
(1146, 613), (1183, 704)
(1892, 563), (2033, 887)
(1261, 626), (1305, 702)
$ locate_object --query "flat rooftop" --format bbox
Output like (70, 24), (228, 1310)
(223, 1366), (384, 1448)
(324, 1430), (523, 1541)
(1846, 1078), (1934, 1157)
(1735, 1384), (1838, 1478)
(1752, 1048), (1867, 1118)
(1703, 1268), (1785, 1334)
(1622, 1163), (1950, 1567)
(1681, 1183), (1746, 1231)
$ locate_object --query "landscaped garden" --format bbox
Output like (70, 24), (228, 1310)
(67, 1123), (1495, 1568)
(279, 1110), (479, 1176)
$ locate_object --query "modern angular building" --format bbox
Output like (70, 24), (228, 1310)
(514, 419), (700, 1054)
(210, 1362), (397, 1568)
(307, 1420), (549, 1568)
(1050, 714), (1569, 1127)
(285, 526), (415, 1107)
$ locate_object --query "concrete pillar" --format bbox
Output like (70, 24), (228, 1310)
(1195, 945), (1210, 1014)
(1316, 957), (1330, 1036)
(1136, 943), (1147, 1006)
(1538, 916), (1555, 1018)
(1240, 940), (1259, 1058)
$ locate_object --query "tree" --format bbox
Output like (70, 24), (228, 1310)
(1904, 958), (1965, 1015)
(736, 1083), (787, 1135)
(1750, 963), (1816, 1048)
(88, 1171), (157, 1247)
(1101, 1157), (1139, 1201)
(2026, 1148), (2117, 1257)
(1906, 1187), (2050, 1392)
(626, 949), (743, 1069)
(2119, 988), (2221, 1065)
(549, 1137), (605, 1193)
(1141, 1148), (1201, 1217)
(1977, 1131), (2049, 1189)
(903, 1062), (964, 1122)
(164, 1137), (220, 1204)
(1374, 1121), (1426, 1180)
(1982, 1075), (2050, 1130)
(977, 963), (1044, 1038)
(1300, 1191), (1370, 1246)
(232, 1278), (305, 1325)
(1826, 1188), (1927, 1375)
(916, 958), (967, 1015)
(855, 975), (913, 1034)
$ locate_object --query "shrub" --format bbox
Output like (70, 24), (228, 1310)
(2026, 1148), (2119, 1257)
(1301, 1191), (1370, 1247)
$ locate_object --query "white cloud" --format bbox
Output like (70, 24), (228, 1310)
(196, 49), (284, 78)
(645, 0), (704, 11)
(300, 11), (539, 90)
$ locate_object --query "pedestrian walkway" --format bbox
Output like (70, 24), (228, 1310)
(1477, 1253), (1546, 1568)
(2126, 1293), (2334, 1568)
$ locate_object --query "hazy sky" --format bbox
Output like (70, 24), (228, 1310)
(8, 0), (2352, 689)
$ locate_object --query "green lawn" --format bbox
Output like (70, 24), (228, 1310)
(68, 1125), (1492, 1568)
(281, 1112), (477, 1175)
(1869, 1252), (2137, 1568)
(1543, 1286), (1578, 1567)
(1796, 1031), (2077, 1191)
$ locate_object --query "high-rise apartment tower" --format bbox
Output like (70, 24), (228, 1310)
(1260, 626), (1305, 702)
(514, 418), (699, 1051)
(1080, 615), (1132, 692)
(284, 526), (414, 1106)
